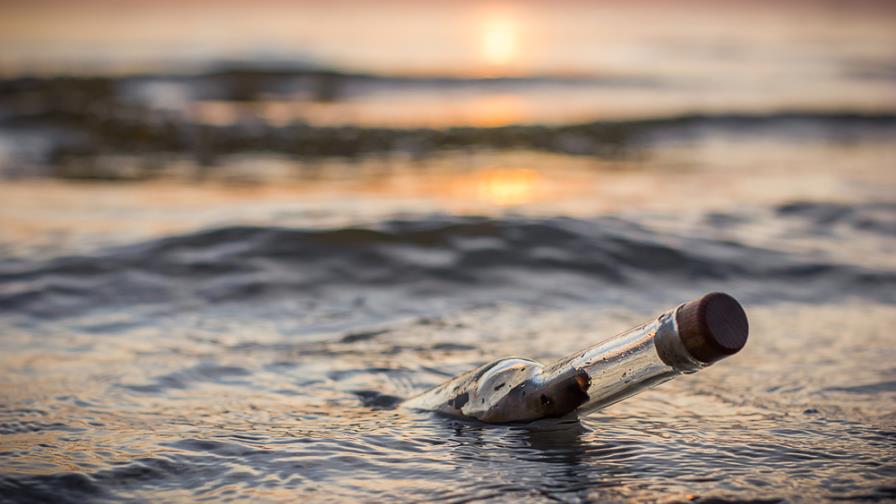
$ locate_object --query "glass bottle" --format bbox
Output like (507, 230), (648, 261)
(403, 292), (749, 423)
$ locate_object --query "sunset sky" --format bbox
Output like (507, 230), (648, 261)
(2, 0), (894, 76)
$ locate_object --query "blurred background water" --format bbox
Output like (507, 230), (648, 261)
(1, 1), (895, 502)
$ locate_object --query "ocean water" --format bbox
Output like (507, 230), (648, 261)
(2, 1), (896, 502)
(1, 128), (895, 501)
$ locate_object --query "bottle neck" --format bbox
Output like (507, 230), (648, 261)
(655, 306), (708, 374)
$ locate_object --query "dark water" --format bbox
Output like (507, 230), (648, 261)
(2, 199), (895, 502)
(3, 72), (896, 180)
(3, 206), (896, 319)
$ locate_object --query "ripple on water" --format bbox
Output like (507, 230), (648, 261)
(1, 207), (895, 501)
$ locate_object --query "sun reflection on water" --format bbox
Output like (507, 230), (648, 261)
(475, 168), (539, 206)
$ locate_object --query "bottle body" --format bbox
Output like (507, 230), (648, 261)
(403, 293), (747, 423)
(539, 307), (705, 416)
(402, 357), (591, 423)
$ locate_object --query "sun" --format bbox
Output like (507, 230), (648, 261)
(480, 17), (518, 66)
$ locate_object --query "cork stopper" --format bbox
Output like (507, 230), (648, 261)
(675, 292), (749, 364)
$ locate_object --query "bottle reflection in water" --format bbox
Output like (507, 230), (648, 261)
(404, 292), (749, 423)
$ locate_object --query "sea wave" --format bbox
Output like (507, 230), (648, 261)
(3, 71), (896, 176)
(20, 110), (896, 163)
(2, 203), (894, 319)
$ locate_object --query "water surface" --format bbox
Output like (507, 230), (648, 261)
(2, 131), (895, 501)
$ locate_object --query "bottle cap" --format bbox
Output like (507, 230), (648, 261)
(676, 292), (749, 364)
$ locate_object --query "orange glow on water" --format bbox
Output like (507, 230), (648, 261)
(475, 168), (539, 206)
